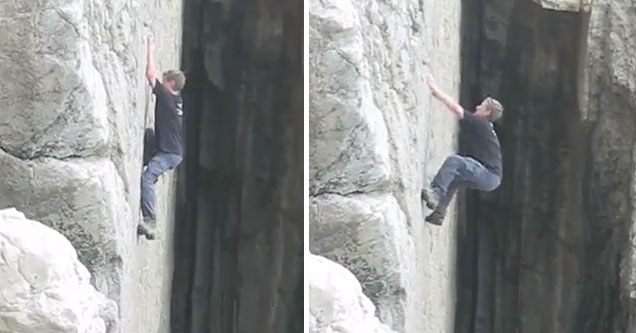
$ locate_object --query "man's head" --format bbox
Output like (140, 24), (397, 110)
(162, 70), (186, 93)
(474, 97), (503, 122)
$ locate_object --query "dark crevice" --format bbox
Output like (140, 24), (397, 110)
(454, 0), (633, 332)
(455, 0), (484, 331)
(0, 144), (84, 162)
(310, 189), (367, 198)
(170, 0), (303, 331)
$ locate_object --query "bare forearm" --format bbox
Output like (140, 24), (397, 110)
(426, 75), (463, 118)
(146, 51), (154, 75)
(432, 88), (463, 117)
(146, 36), (157, 87)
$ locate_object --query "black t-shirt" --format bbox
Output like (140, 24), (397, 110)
(153, 80), (184, 156)
(460, 112), (502, 177)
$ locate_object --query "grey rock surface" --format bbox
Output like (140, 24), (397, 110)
(532, 0), (591, 12)
(0, 208), (118, 333)
(0, 0), (183, 332)
(309, 0), (462, 331)
(310, 193), (412, 327)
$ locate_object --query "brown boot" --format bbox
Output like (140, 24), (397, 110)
(425, 210), (445, 226)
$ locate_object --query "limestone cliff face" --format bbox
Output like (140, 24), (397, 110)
(0, 0), (303, 331)
(309, 0), (462, 331)
(0, 1), (182, 332)
(311, 0), (636, 332)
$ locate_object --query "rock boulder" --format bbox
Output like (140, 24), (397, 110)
(0, 208), (117, 333)
(309, 254), (397, 333)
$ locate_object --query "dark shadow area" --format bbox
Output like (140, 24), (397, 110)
(453, 0), (631, 332)
(454, 0), (483, 331)
(170, 0), (304, 331)
(143, 128), (156, 166)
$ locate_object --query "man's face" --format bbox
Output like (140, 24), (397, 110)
(475, 99), (491, 117)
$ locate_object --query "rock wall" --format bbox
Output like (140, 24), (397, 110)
(309, 0), (463, 331)
(169, 0), (304, 331)
(0, 0), (183, 332)
(457, 0), (636, 332)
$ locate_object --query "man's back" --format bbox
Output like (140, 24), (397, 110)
(153, 80), (184, 156)
(460, 112), (502, 177)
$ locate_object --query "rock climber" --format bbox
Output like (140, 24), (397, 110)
(421, 74), (503, 226)
(138, 34), (186, 239)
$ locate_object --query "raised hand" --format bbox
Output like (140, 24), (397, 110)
(426, 74), (438, 92)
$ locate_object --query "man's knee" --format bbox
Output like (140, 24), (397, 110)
(483, 176), (501, 192)
(443, 154), (465, 167)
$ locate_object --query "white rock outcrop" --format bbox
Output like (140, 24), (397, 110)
(309, 254), (397, 333)
(0, 208), (117, 333)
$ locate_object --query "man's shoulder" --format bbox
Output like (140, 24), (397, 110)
(153, 81), (171, 101)
(461, 111), (480, 124)
(463, 112), (491, 125)
(462, 111), (476, 119)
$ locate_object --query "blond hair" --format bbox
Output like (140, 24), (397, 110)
(484, 97), (503, 122)
(164, 70), (186, 91)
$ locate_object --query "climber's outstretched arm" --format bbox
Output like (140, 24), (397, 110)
(146, 35), (158, 89)
(426, 74), (464, 119)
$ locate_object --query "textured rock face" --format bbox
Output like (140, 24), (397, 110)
(309, 0), (462, 331)
(532, 0), (591, 12)
(309, 254), (397, 333)
(310, 193), (412, 327)
(0, 208), (117, 333)
(169, 0), (304, 331)
(0, 0), (182, 332)
(456, 0), (636, 332)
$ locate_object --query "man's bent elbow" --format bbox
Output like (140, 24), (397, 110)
(146, 73), (157, 87)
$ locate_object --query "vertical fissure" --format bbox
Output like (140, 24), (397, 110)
(453, 1), (623, 332)
(170, 0), (303, 331)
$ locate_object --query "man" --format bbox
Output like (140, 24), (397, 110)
(421, 75), (503, 226)
(138, 34), (186, 239)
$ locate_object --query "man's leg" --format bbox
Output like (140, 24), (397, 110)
(140, 152), (182, 239)
(424, 179), (465, 225)
(424, 156), (500, 225)
(422, 154), (466, 210)
(436, 179), (469, 213)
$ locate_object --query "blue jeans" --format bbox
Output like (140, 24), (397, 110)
(432, 155), (500, 212)
(141, 151), (182, 219)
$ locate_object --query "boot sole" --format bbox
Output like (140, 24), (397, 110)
(425, 213), (444, 226)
